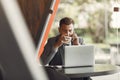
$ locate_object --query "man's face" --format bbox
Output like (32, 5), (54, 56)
(59, 23), (74, 37)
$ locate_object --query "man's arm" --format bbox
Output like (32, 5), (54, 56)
(40, 38), (58, 65)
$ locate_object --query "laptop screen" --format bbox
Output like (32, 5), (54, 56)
(64, 45), (95, 68)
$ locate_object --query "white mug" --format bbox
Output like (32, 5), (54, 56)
(62, 36), (72, 45)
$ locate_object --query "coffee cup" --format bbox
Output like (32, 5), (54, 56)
(62, 36), (72, 45)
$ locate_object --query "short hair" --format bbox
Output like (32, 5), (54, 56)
(59, 17), (74, 27)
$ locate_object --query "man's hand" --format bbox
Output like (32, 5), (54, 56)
(54, 35), (72, 48)
(54, 35), (63, 48)
(71, 33), (80, 45)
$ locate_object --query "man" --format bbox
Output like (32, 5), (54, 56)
(41, 17), (91, 80)
(41, 17), (84, 65)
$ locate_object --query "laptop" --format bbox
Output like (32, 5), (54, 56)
(64, 45), (95, 68)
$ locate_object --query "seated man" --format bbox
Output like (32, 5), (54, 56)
(41, 17), (91, 80)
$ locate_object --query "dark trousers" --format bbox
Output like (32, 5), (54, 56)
(45, 67), (92, 80)
(45, 67), (70, 80)
(71, 77), (92, 80)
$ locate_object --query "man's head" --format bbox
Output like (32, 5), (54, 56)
(59, 17), (74, 37)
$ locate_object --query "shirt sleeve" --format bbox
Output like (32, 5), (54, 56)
(40, 38), (58, 65)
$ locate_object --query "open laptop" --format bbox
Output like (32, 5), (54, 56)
(64, 45), (95, 68)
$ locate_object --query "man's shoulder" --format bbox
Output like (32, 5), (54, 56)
(48, 35), (59, 42)
(48, 36), (57, 40)
(79, 37), (83, 40)
(78, 37), (84, 45)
